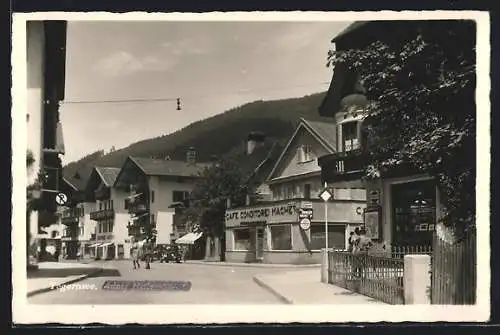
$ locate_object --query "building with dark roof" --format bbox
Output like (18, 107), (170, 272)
(113, 149), (211, 249)
(83, 166), (129, 260)
(224, 118), (366, 264)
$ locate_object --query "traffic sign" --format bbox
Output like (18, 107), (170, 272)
(300, 201), (313, 209)
(55, 192), (68, 206)
(299, 208), (313, 219)
(299, 218), (311, 230)
(319, 187), (333, 202)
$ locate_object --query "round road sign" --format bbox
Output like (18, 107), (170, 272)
(299, 218), (311, 230)
(55, 192), (68, 206)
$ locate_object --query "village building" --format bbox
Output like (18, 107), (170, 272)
(26, 20), (67, 253)
(85, 166), (129, 260)
(224, 118), (366, 264)
(113, 151), (210, 256)
(203, 132), (283, 261)
(316, 21), (470, 250)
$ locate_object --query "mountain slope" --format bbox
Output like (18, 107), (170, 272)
(63, 92), (326, 185)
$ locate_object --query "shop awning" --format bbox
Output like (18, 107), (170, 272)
(127, 193), (143, 200)
(175, 232), (203, 245)
(88, 243), (101, 248)
(131, 212), (149, 221)
(100, 242), (113, 247)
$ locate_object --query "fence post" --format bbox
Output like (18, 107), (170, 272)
(321, 248), (329, 283)
(404, 254), (431, 304)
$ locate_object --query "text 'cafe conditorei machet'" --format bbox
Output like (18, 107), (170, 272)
(223, 200), (365, 264)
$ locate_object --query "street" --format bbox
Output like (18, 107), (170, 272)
(28, 261), (290, 304)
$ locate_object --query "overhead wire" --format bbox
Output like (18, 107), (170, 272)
(61, 81), (330, 105)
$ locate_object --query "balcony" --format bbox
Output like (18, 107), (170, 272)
(126, 193), (149, 214)
(90, 209), (115, 221)
(318, 149), (365, 182)
(60, 208), (80, 226)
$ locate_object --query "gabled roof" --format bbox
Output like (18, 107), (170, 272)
(128, 156), (210, 178)
(95, 166), (121, 187)
(266, 117), (337, 181)
(62, 177), (78, 191)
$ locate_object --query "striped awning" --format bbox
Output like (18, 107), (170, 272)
(100, 242), (113, 247)
(175, 232), (203, 245)
(88, 243), (101, 248)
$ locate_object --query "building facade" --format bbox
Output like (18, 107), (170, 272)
(224, 118), (366, 264)
(26, 20), (67, 248)
(85, 166), (130, 260)
(113, 152), (209, 252)
(316, 21), (468, 250)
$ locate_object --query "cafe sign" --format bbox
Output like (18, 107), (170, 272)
(225, 204), (297, 227)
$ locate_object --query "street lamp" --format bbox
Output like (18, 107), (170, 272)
(319, 182), (333, 251)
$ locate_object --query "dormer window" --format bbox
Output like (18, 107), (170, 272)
(298, 145), (314, 163)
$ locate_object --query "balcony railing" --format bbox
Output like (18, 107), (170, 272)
(61, 216), (79, 226)
(90, 209), (115, 221)
(318, 149), (365, 182)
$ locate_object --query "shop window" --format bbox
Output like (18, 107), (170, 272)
(342, 121), (359, 152)
(270, 225), (292, 250)
(310, 225), (346, 250)
(391, 179), (436, 247)
(233, 228), (251, 250)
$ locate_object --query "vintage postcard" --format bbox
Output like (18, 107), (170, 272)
(12, 10), (490, 324)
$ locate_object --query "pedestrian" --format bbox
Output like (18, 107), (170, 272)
(347, 232), (356, 252)
(131, 239), (140, 270)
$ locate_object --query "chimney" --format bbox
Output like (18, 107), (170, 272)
(186, 147), (196, 165)
(246, 131), (266, 155)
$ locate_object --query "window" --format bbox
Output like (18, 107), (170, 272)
(98, 223), (102, 233)
(342, 121), (359, 152)
(310, 225), (346, 250)
(99, 202), (102, 210)
(110, 200), (114, 209)
(151, 190), (155, 203)
(51, 231), (58, 238)
(298, 145), (314, 163)
(233, 228), (251, 250)
(270, 225), (292, 250)
(284, 185), (294, 199)
(151, 214), (155, 226)
(304, 184), (311, 199)
(173, 190), (190, 205)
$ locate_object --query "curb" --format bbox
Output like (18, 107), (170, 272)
(27, 268), (103, 298)
(185, 261), (321, 269)
(252, 276), (293, 305)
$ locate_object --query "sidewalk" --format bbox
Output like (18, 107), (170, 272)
(253, 269), (387, 305)
(185, 260), (321, 268)
(27, 262), (104, 297)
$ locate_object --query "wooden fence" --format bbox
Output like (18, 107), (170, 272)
(328, 251), (405, 305)
(431, 229), (476, 305)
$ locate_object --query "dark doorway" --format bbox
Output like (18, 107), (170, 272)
(391, 179), (436, 247)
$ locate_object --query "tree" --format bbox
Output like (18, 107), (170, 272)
(185, 156), (261, 239)
(327, 21), (476, 234)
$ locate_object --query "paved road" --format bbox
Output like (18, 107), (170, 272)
(28, 261), (289, 304)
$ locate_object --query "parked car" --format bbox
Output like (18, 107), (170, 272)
(159, 244), (183, 263)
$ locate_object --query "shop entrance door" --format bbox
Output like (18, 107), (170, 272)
(255, 228), (264, 261)
(391, 179), (436, 247)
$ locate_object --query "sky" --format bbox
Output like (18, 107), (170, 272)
(59, 20), (352, 164)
